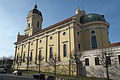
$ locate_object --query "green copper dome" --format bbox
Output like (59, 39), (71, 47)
(80, 13), (106, 24)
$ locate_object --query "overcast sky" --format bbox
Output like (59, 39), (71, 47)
(0, 0), (120, 57)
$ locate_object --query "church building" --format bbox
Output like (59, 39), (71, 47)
(13, 4), (120, 79)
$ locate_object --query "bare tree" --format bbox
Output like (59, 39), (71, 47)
(48, 54), (60, 75)
(36, 54), (44, 73)
(98, 49), (117, 80)
(69, 53), (82, 79)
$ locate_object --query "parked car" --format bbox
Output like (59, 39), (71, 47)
(47, 76), (56, 80)
(12, 70), (22, 76)
(0, 68), (7, 73)
(32, 73), (45, 80)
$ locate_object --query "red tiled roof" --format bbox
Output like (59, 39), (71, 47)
(15, 16), (73, 44)
(110, 42), (120, 47)
(34, 16), (73, 35)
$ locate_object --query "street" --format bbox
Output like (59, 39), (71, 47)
(0, 74), (36, 80)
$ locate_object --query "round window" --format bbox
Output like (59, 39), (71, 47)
(63, 32), (66, 35)
(40, 40), (42, 43)
(91, 31), (95, 34)
(50, 36), (52, 40)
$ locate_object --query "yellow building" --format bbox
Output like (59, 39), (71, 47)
(14, 4), (110, 75)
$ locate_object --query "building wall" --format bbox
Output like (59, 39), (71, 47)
(79, 22), (109, 50)
(14, 21), (76, 68)
(80, 46), (120, 80)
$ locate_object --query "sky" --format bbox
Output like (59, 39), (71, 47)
(0, 0), (120, 57)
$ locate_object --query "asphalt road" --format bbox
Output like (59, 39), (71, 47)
(0, 74), (36, 80)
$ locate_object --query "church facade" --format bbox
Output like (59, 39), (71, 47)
(13, 4), (120, 79)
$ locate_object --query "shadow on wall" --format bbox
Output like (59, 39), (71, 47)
(84, 66), (105, 78)
(109, 65), (120, 79)
(82, 65), (120, 80)
(80, 64), (86, 76)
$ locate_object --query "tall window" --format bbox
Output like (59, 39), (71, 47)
(16, 54), (19, 63)
(23, 54), (25, 62)
(78, 44), (80, 51)
(91, 35), (98, 49)
(63, 44), (67, 57)
(118, 55), (120, 64)
(37, 21), (39, 28)
(28, 23), (30, 28)
(30, 52), (33, 61)
(95, 57), (100, 65)
(39, 50), (42, 60)
(106, 56), (111, 65)
(85, 58), (89, 66)
(50, 47), (53, 59)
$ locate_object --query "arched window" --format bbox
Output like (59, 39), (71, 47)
(39, 50), (42, 60)
(91, 36), (98, 49)
(37, 21), (39, 28)
(23, 54), (25, 62)
(50, 47), (53, 59)
(30, 52), (33, 61)
(63, 44), (67, 57)
(16, 54), (19, 63)
(28, 23), (30, 28)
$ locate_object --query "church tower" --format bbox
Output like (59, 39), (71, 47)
(24, 4), (43, 36)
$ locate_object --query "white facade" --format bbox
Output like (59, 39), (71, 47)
(79, 45), (120, 80)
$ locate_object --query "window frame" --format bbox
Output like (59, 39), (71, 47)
(39, 49), (42, 61)
(23, 53), (25, 62)
(49, 47), (53, 59)
(63, 44), (67, 57)
(91, 35), (98, 49)
(95, 57), (100, 65)
(30, 52), (33, 61)
(85, 58), (89, 66)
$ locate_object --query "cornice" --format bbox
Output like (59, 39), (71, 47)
(14, 19), (75, 45)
